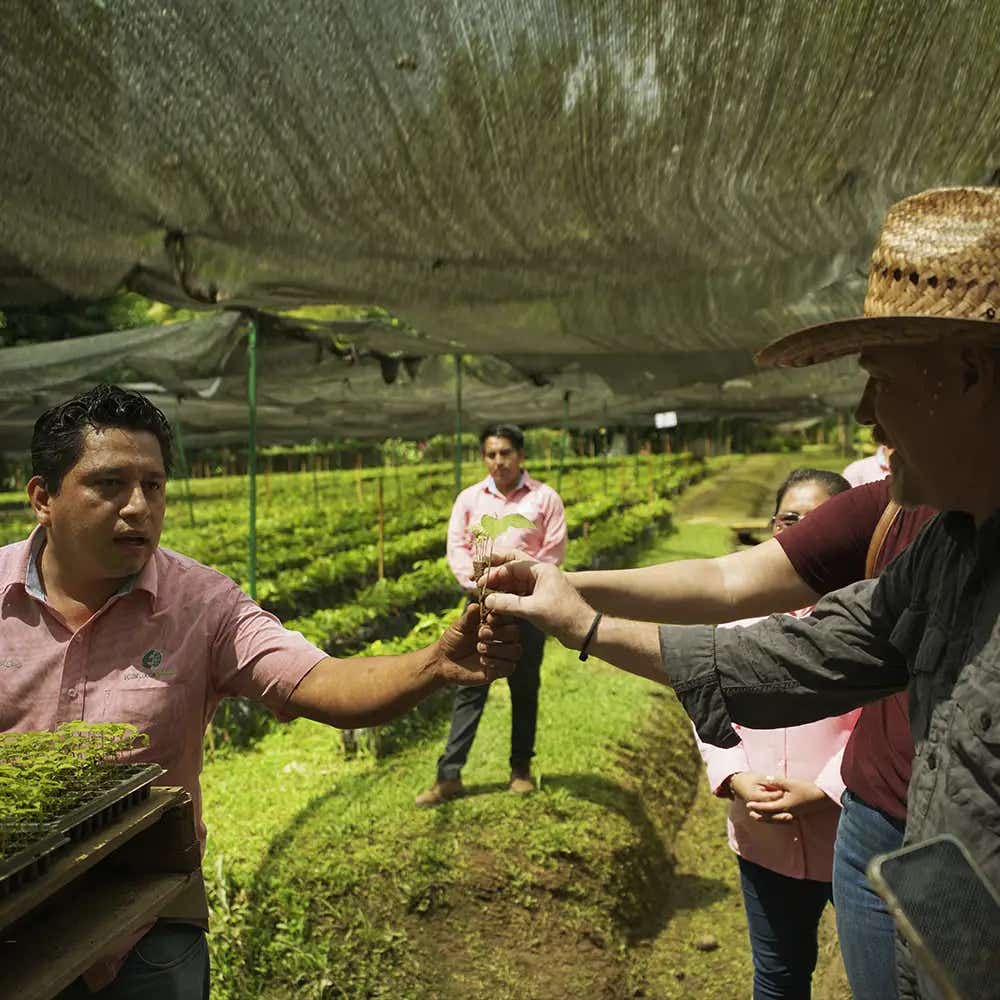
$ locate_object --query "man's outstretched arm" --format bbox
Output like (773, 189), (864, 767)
(483, 559), (909, 746)
(286, 605), (520, 729)
(567, 537), (818, 624)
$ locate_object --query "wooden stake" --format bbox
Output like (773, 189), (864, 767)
(377, 476), (385, 581)
(355, 453), (364, 504)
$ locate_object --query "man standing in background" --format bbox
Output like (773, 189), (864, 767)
(416, 424), (567, 806)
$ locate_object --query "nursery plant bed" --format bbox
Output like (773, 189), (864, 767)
(0, 785), (199, 1000)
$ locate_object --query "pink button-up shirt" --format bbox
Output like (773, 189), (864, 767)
(842, 445), (891, 487)
(0, 529), (326, 987)
(447, 471), (567, 589)
(694, 613), (860, 882)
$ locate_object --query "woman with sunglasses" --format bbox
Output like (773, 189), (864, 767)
(694, 468), (855, 1000)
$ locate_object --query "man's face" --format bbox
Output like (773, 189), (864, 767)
(32, 426), (167, 582)
(855, 345), (962, 509)
(481, 435), (524, 493)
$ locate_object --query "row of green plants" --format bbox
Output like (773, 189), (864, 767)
(208, 456), (713, 751)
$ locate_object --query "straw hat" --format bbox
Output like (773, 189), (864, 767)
(756, 187), (1000, 368)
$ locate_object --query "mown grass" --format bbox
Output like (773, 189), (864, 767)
(201, 450), (849, 998)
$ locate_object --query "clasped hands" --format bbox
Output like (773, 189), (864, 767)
(728, 771), (831, 823)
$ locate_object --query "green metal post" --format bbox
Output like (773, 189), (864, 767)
(557, 390), (570, 493)
(454, 354), (463, 494)
(311, 447), (319, 511)
(248, 319), (258, 601)
(173, 401), (196, 528)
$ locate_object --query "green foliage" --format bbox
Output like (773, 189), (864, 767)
(201, 500), (758, 1000)
(0, 722), (149, 859)
(0, 290), (197, 347)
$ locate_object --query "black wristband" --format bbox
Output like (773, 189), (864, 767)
(578, 612), (603, 661)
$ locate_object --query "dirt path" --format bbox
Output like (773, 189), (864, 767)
(625, 455), (853, 999)
(677, 451), (850, 525)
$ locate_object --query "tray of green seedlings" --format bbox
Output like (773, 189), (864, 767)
(0, 722), (159, 899)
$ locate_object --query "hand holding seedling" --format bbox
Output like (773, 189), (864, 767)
(483, 554), (596, 651)
(434, 602), (523, 685)
(470, 513), (535, 619)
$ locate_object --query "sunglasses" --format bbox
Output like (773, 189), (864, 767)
(771, 511), (804, 529)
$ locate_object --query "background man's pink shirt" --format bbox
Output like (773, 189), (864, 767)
(694, 614), (860, 882)
(447, 471), (567, 589)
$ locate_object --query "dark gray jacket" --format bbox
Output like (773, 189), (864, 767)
(660, 510), (1000, 997)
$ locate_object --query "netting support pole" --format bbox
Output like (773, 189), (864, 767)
(173, 399), (196, 528)
(248, 317), (259, 602)
(311, 448), (319, 511)
(454, 354), (463, 494)
(557, 390), (571, 494)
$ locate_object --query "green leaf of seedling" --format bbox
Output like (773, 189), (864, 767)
(497, 513), (535, 532)
(474, 512), (536, 540)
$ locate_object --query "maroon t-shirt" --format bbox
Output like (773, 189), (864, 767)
(776, 478), (937, 819)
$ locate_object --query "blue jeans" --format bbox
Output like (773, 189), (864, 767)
(738, 856), (833, 999)
(833, 790), (906, 1000)
(59, 921), (209, 999)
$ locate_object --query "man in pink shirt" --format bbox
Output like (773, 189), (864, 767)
(415, 424), (566, 806)
(2, 385), (521, 999)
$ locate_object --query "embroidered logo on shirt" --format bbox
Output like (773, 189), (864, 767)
(142, 649), (163, 670)
(124, 648), (175, 682)
(0, 658), (21, 670)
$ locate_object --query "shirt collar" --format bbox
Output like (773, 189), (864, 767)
(484, 470), (530, 498)
(12, 526), (158, 606)
(942, 508), (1000, 553)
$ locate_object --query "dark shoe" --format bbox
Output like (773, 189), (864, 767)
(414, 778), (464, 808)
(509, 770), (536, 795)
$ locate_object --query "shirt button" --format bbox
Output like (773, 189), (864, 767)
(67, 688), (77, 699)
(927, 750), (937, 770)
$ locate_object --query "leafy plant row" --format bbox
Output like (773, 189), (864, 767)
(166, 456), (703, 593)
(285, 494), (679, 657)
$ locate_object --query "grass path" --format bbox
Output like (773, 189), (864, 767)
(200, 450), (850, 999)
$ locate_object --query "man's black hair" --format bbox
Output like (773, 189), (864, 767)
(774, 467), (851, 514)
(31, 384), (174, 493)
(479, 424), (525, 451)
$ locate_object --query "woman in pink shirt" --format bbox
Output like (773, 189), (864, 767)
(695, 468), (858, 1000)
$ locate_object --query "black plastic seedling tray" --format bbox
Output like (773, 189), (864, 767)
(0, 763), (164, 898)
(0, 829), (69, 899)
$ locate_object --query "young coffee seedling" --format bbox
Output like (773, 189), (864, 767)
(0, 722), (150, 860)
(470, 513), (535, 619)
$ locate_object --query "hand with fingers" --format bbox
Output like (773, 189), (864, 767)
(482, 549), (597, 650)
(433, 602), (523, 686)
(735, 771), (831, 823)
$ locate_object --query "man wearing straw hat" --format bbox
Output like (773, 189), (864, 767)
(483, 187), (1000, 997)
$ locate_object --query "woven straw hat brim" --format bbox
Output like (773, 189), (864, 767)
(755, 314), (1000, 368)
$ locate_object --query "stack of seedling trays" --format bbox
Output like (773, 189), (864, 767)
(0, 723), (199, 1000)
